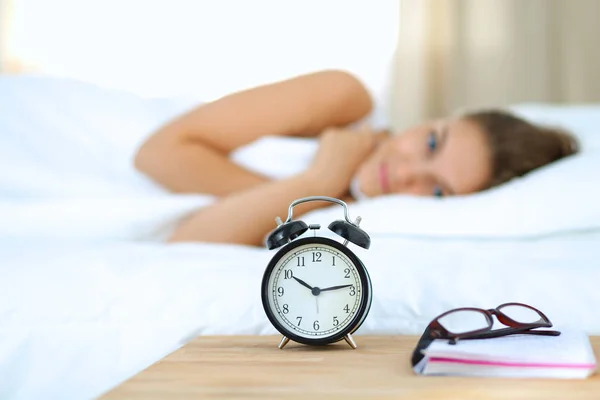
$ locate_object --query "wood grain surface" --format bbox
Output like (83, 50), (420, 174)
(101, 335), (600, 400)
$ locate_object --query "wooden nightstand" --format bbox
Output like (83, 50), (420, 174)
(100, 335), (600, 399)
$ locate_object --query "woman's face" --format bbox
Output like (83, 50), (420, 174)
(355, 118), (492, 198)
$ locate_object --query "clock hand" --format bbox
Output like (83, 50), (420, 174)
(320, 284), (353, 292)
(292, 276), (314, 291)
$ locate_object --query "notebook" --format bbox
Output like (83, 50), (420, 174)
(413, 329), (597, 379)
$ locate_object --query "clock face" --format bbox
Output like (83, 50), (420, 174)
(263, 237), (370, 343)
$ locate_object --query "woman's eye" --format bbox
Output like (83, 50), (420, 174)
(433, 186), (444, 198)
(428, 131), (437, 152)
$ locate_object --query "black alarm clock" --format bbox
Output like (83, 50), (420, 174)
(261, 196), (373, 350)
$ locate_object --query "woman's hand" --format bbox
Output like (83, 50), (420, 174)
(306, 126), (385, 198)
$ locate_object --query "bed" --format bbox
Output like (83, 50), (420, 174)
(1, 76), (599, 399)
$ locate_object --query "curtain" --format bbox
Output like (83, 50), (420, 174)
(388, 0), (600, 130)
(0, 0), (7, 71)
(0, 0), (17, 73)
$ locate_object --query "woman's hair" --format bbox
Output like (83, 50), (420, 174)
(463, 110), (579, 189)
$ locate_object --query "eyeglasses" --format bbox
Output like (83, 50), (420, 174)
(411, 302), (561, 367)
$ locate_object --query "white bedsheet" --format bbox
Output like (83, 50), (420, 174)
(1, 233), (599, 399)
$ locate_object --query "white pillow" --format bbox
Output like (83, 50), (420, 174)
(300, 103), (600, 239)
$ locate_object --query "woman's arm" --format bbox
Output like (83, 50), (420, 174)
(134, 69), (373, 196)
(168, 127), (379, 246)
(168, 171), (333, 246)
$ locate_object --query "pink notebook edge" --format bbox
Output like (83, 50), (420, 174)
(428, 356), (597, 370)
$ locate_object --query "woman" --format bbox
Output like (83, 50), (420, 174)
(134, 70), (578, 246)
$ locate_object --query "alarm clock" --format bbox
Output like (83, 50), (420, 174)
(261, 196), (373, 350)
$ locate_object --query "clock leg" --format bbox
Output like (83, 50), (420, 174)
(278, 336), (290, 349)
(343, 333), (357, 349)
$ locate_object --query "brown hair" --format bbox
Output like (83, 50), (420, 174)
(464, 110), (579, 189)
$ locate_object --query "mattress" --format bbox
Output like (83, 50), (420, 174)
(1, 232), (599, 399)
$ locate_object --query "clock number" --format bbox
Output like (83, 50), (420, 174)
(284, 269), (293, 279)
(344, 304), (350, 313)
(297, 256), (305, 267)
(332, 256), (336, 266)
(312, 252), (322, 262)
(277, 287), (284, 297)
(282, 304), (289, 314)
(296, 316), (302, 326)
(349, 286), (356, 296)
(333, 316), (339, 326)
(344, 268), (351, 278)
(313, 320), (320, 331)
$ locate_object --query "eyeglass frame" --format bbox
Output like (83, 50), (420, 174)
(411, 302), (562, 367)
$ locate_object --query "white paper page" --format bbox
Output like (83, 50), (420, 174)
(424, 328), (597, 366)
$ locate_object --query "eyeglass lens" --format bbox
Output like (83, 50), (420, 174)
(437, 310), (489, 334)
(498, 304), (543, 324)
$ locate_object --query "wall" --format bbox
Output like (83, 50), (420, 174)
(7, 0), (399, 101)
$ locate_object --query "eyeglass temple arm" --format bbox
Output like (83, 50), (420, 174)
(461, 327), (561, 341)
